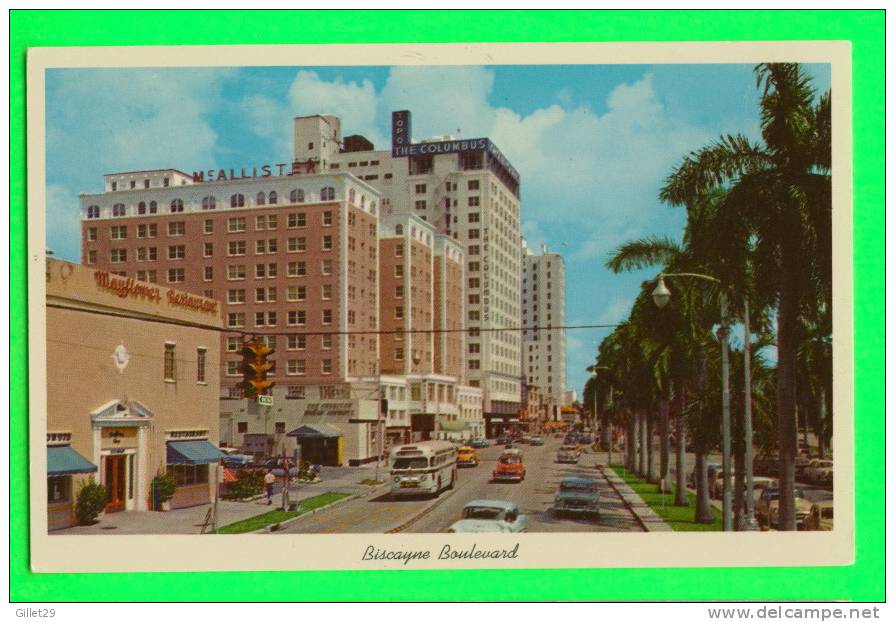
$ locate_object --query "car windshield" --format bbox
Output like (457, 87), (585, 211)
(393, 458), (428, 470)
(463, 506), (505, 520)
(499, 456), (521, 465)
(560, 482), (594, 493)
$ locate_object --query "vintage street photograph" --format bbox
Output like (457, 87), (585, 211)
(29, 43), (848, 569)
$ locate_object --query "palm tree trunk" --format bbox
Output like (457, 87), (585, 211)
(817, 388), (827, 459)
(638, 411), (647, 477)
(658, 396), (671, 492)
(734, 440), (746, 530)
(674, 390), (688, 506)
(777, 245), (801, 531)
(626, 416), (636, 471)
(601, 408), (611, 451)
(647, 413), (658, 483)
(694, 451), (714, 523)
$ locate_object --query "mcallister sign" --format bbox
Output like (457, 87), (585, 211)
(190, 160), (316, 183)
(391, 110), (519, 183)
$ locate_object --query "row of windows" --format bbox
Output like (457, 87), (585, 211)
(224, 284), (334, 304)
(225, 358), (333, 376)
(85, 188), (336, 219)
(224, 308), (335, 328)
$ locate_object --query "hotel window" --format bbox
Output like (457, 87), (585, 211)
(322, 210), (333, 226)
(322, 309), (332, 325)
(274, 422), (286, 434)
(111, 182), (117, 191)
(164, 344), (176, 381)
(321, 235), (333, 251)
(395, 348), (404, 361)
(469, 245), (480, 255)
(86, 227), (97, 242)
(320, 186), (335, 201)
(264, 263), (277, 278)
(287, 385), (306, 399)
(321, 284), (332, 300)
(227, 289), (245, 304)
(226, 337), (240, 352)
(394, 285), (404, 298)
(226, 361), (241, 376)
(228, 240), (246, 256)
(228, 217), (246, 233)
(468, 261), (480, 272)
(468, 277), (480, 288)
(288, 213), (306, 228)
(149, 201), (158, 214)
(168, 245), (186, 260)
(254, 311), (276, 327)
(287, 237), (306, 252)
(468, 196), (480, 207)
(196, 348), (207, 384)
(110, 248), (127, 263)
(468, 180), (480, 190)
(322, 359), (332, 374)
(287, 285), (306, 301)
(469, 294), (480, 304)
(112, 203), (126, 217)
(468, 213), (480, 223)
(170, 199), (184, 213)
(287, 360), (306, 376)
(394, 265), (404, 277)
(203, 242), (213, 258)
(137, 270), (157, 283)
(110, 225), (127, 240)
(468, 343), (480, 354)
(256, 191), (266, 206)
(468, 360), (480, 370)
(138, 201), (147, 215)
(414, 200), (426, 211)
(204, 266), (214, 281)
(321, 334), (332, 350)
(287, 335), (306, 350)
(395, 306), (404, 320)
(287, 261), (306, 277)
(468, 310), (480, 321)
(289, 189), (305, 203)
(287, 310), (306, 326)
(167, 268), (184, 283)
(230, 193), (245, 208)
(204, 219), (213, 234)
(227, 265), (245, 280)
(87, 250), (97, 264)
(468, 229), (480, 239)
(268, 191), (278, 204)
(395, 244), (404, 257)
(163, 178), (170, 187)
(202, 196), (216, 210)
(415, 184), (427, 194)
(266, 214), (278, 229)
(87, 205), (100, 218)
(227, 312), (245, 328)
(321, 260), (333, 275)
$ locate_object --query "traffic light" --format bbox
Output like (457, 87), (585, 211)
(239, 338), (275, 398)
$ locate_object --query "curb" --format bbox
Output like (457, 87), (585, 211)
(599, 465), (673, 532)
(259, 493), (358, 533)
(386, 487), (458, 534)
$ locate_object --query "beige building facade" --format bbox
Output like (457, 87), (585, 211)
(45, 259), (223, 530)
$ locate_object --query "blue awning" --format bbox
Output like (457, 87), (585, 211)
(48, 446), (97, 475)
(286, 423), (343, 439)
(167, 440), (225, 465)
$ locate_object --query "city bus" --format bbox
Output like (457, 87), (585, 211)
(389, 440), (458, 497)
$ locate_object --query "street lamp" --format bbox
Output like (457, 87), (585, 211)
(591, 364), (610, 464)
(650, 272), (733, 532)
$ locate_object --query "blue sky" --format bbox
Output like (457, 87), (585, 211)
(45, 63), (830, 395)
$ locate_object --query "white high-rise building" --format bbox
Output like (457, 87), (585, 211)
(521, 239), (567, 420)
(293, 111), (523, 437)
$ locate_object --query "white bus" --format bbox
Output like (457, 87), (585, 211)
(389, 440), (458, 497)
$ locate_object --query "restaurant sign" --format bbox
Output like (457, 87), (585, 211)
(94, 271), (218, 315)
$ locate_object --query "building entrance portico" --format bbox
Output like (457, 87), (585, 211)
(91, 399), (153, 512)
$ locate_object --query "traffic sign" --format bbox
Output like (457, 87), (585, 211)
(256, 395), (273, 406)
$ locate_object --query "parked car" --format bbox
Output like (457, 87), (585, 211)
(446, 500), (528, 533)
(528, 436), (545, 446)
(687, 463), (721, 488)
(492, 449), (526, 482)
(551, 476), (600, 519)
(578, 434), (593, 445)
(794, 456), (813, 478)
(803, 459), (834, 484)
(221, 453), (255, 468)
(750, 476), (778, 504)
(470, 438), (490, 448)
(756, 487), (811, 529)
(260, 457), (300, 476)
(753, 454), (780, 477)
(496, 435), (512, 446)
(457, 446), (479, 467)
(556, 444), (581, 464)
(803, 501), (834, 531)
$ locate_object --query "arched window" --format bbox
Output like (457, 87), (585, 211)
(87, 205), (100, 219)
(348, 188), (356, 204)
(395, 224), (403, 235)
(112, 203), (126, 217)
(289, 189), (304, 203)
(256, 192), (266, 206)
(268, 191), (278, 205)
(370, 201), (377, 216)
(230, 193), (245, 208)
(202, 196), (216, 210)
(170, 199), (184, 213)
(138, 201), (147, 215)
(149, 201), (158, 214)
(360, 194), (366, 207)
(321, 186), (335, 201)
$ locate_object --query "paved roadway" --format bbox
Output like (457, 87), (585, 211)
(276, 437), (643, 534)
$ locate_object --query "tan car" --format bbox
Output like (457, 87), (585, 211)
(803, 459), (834, 484)
(766, 490), (813, 530)
(804, 501), (834, 531)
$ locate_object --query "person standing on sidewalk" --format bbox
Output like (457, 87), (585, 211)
(264, 469), (276, 505)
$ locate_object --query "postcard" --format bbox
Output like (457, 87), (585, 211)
(27, 40), (852, 573)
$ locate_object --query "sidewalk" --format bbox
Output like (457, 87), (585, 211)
(53, 463), (388, 535)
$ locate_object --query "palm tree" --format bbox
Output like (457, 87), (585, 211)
(660, 64), (831, 530)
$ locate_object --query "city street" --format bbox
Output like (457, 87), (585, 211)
(276, 437), (644, 534)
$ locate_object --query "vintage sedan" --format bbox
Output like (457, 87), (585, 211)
(804, 501), (834, 531)
(492, 449), (526, 482)
(556, 444), (581, 464)
(803, 459), (834, 484)
(470, 438), (490, 448)
(757, 487), (812, 529)
(447, 500), (528, 533)
(551, 476), (600, 519)
(528, 436), (546, 446)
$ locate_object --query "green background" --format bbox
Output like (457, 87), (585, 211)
(9, 10), (884, 602)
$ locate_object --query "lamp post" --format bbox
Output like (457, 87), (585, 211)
(591, 364), (610, 460)
(651, 273), (733, 532)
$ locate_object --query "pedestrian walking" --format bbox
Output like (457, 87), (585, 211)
(264, 469), (276, 505)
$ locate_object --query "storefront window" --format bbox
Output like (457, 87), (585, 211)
(166, 464), (209, 486)
(47, 476), (70, 503)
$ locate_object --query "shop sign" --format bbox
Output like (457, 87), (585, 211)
(94, 271), (218, 315)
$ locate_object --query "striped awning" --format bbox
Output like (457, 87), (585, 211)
(48, 446), (97, 475)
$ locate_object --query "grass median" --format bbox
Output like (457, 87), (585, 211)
(609, 464), (722, 532)
(214, 492), (350, 534)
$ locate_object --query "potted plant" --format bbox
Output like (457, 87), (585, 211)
(151, 471), (177, 511)
(75, 478), (107, 525)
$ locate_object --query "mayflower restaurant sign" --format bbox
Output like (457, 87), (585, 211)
(93, 271), (218, 315)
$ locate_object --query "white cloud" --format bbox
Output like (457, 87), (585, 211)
(596, 296), (635, 325)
